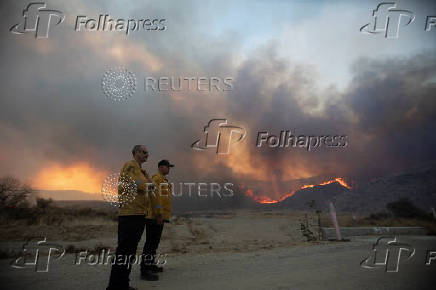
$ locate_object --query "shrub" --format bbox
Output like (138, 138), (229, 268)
(0, 176), (33, 209)
(368, 212), (392, 220)
(386, 198), (431, 219)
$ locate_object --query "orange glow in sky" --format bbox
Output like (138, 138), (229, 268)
(32, 162), (108, 194)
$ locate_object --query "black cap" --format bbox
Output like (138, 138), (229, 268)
(158, 159), (175, 168)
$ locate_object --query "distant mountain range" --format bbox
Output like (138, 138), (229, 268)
(35, 189), (102, 201)
(34, 166), (436, 214)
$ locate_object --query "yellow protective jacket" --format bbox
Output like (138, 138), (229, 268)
(118, 159), (152, 216)
(146, 172), (172, 221)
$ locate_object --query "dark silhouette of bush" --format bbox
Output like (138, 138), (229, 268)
(36, 197), (53, 209)
(0, 176), (118, 225)
(0, 176), (32, 209)
(386, 198), (430, 219)
(368, 211), (392, 220)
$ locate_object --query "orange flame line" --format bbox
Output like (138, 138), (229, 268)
(245, 177), (351, 204)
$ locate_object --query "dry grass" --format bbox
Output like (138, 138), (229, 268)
(0, 203), (118, 241)
(319, 212), (436, 235)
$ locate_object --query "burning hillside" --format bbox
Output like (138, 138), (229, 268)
(244, 177), (352, 204)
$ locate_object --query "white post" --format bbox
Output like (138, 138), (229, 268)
(431, 207), (436, 219)
(329, 201), (342, 240)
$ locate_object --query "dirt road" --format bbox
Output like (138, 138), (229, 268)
(1, 235), (435, 290)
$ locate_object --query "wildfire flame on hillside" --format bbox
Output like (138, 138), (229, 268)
(244, 177), (352, 204)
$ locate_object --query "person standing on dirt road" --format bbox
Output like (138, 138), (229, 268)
(140, 159), (174, 276)
(106, 145), (159, 290)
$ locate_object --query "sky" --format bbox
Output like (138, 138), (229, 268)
(0, 0), (435, 202)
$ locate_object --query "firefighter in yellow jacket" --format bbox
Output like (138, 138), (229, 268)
(118, 155), (153, 216)
(107, 145), (159, 290)
(141, 159), (174, 274)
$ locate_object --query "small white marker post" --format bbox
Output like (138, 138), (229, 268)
(329, 201), (342, 240)
(431, 207), (436, 220)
